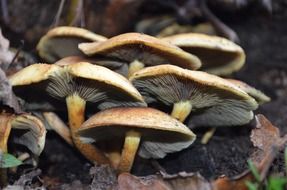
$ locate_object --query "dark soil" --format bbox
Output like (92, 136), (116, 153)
(1, 0), (287, 187)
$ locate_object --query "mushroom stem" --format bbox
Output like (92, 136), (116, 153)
(43, 112), (73, 146)
(171, 100), (193, 122)
(118, 130), (141, 172)
(66, 95), (110, 164)
(0, 114), (12, 187)
(128, 60), (145, 77)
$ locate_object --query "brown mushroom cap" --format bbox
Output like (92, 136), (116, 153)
(130, 65), (258, 127)
(54, 56), (128, 76)
(78, 107), (196, 159)
(226, 79), (271, 105)
(78, 32), (201, 70)
(0, 113), (46, 156)
(9, 62), (145, 110)
(162, 33), (245, 75)
(37, 26), (107, 63)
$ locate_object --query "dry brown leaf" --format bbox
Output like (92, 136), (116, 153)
(116, 172), (212, 190)
(117, 173), (170, 190)
(213, 114), (287, 190)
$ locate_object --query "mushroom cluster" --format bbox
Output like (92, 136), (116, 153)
(7, 26), (270, 174)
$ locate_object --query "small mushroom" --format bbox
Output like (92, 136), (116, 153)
(130, 65), (258, 127)
(162, 33), (245, 76)
(9, 62), (146, 164)
(77, 107), (196, 173)
(78, 32), (201, 77)
(226, 79), (271, 105)
(37, 26), (107, 63)
(0, 112), (46, 186)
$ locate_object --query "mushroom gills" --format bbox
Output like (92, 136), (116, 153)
(133, 74), (257, 126)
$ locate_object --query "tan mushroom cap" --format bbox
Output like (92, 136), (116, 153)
(162, 33), (245, 75)
(226, 79), (271, 105)
(78, 107), (196, 159)
(0, 112), (46, 156)
(9, 62), (144, 104)
(78, 32), (201, 70)
(37, 26), (107, 63)
(130, 65), (258, 127)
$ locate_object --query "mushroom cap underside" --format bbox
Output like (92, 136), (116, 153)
(162, 33), (245, 75)
(130, 65), (258, 127)
(37, 26), (107, 63)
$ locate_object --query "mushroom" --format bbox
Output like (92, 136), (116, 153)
(37, 26), (107, 63)
(77, 107), (196, 173)
(0, 112), (46, 186)
(162, 33), (245, 76)
(130, 64), (258, 127)
(226, 79), (271, 105)
(9, 62), (146, 164)
(78, 32), (201, 77)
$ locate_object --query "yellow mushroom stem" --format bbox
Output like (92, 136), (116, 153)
(117, 130), (141, 172)
(128, 60), (145, 77)
(66, 95), (110, 165)
(201, 128), (217, 144)
(0, 114), (12, 187)
(171, 100), (193, 123)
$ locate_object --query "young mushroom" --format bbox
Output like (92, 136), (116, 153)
(162, 33), (245, 76)
(130, 65), (258, 127)
(0, 112), (46, 187)
(9, 62), (146, 164)
(77, 107), (196, 173)
(37, 26), (107, 63)
(78, 32), (201, 77)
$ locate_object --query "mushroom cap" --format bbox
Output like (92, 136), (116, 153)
(78, 107), (196, 159)
(37, 26), (107, 63)
(130, 65), (258, 127)
(9, 62), (146, 111)
(162, 33), (245, 75)
(0, 113), (46, 156)
(78, 32), (201, 70)
(226, 79), (271, 105)
(54, 56), (128, 76)
(11, 113), (46, 155)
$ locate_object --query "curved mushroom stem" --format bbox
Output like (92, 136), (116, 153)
(171, 100), (193, 123)
(43, 112), (73, 146)
(128, 60), (145, 77)
(0, 114), (12, 187)
(117, 130), (141, 173)
(66, 95), (110, 164)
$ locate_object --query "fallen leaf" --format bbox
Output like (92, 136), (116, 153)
(116, 171), (212, 190)
(90, 165), (117, 190)
(117, 173), (170, 190)
(0, 30), (14, 71)
(213, 114), (287, 190)
(0, 68), (21, 113)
